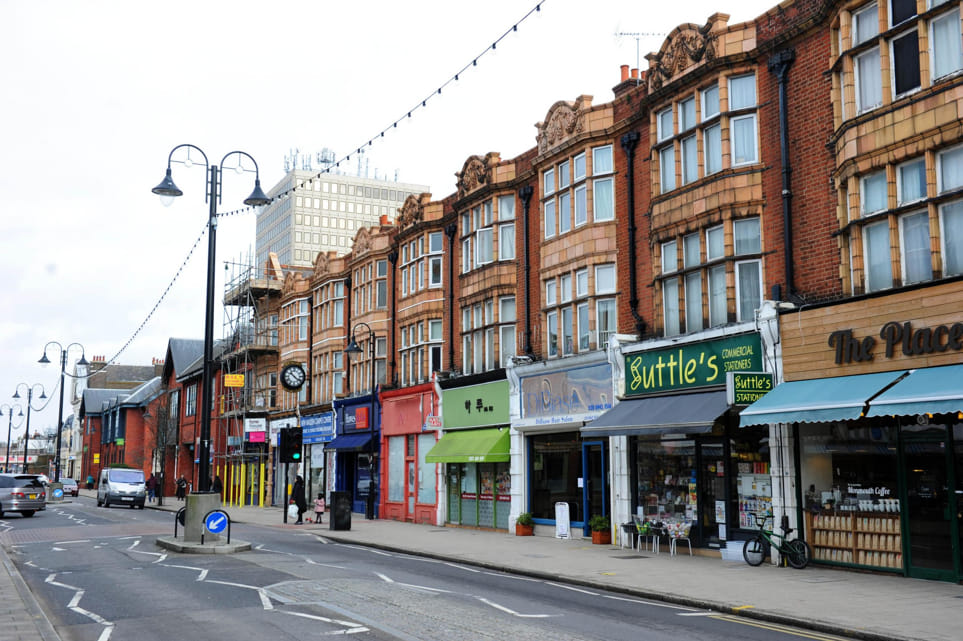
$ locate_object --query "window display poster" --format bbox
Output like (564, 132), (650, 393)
(715, 500), (726, 524)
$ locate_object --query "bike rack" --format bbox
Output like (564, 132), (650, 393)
(173, 507), (187, 537)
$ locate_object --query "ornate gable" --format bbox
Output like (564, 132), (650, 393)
(456, 152), (500, 200)
(281, 271), (305, 296)
(535, 95), (592, 155)
(354, 228), (372, 256)
(312, 252), (330, 279)
(646, 19), (720, 93)
(398, 193), (425, 229)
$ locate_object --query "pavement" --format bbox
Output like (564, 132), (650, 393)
(2, 491), (961, 641)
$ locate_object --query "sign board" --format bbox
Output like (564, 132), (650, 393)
(244, 417), (266, 433)
(625, 333), (763, 396)
(224, 374), (245, 388)
(93, 453), (100, 463)
(555, 502), (571, 539)
(518, 362), (613, 427)
(726, 372), (774, 405)
(424, 415), (442, 430)
(441, 380), (510, 429)
(205, 510), (228, 534)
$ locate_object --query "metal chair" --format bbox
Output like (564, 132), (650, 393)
(669, 522), (693, 556)
(620, 522), (636, 550)
(632, 515), (659, 554)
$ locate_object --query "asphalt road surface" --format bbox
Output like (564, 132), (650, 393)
(1, 497), (856, 641)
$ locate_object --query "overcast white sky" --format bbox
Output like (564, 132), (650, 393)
(0, 0), (777, 437)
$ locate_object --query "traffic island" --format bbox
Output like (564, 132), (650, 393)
(155, 492), (251, 554)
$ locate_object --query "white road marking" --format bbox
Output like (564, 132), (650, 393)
(444, 562), (480, 573)
(340, 544), (393, 556)
(283, 610), (369, 632)
(46, 573), (115, 639)
(678, 611), (719, 616)
(53, 539), (91, 544)
(205, 579), (275, 610)
(375, 572), (394, 583)
(476, 597), (553, 618)
(602, 594), (696, 610)
(546, 582), (598, 595)
(161, 563), (208, 581)
(482, 571), (539, 581)
(305, 558), (346, 569)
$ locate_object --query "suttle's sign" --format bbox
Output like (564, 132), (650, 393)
(625, 334), (762, 395)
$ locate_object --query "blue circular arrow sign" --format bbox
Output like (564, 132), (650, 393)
(205, 510), (228, 534)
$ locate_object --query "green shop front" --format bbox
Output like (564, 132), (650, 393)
(430, 376), (511, 530)
(584, 331), (771, 548)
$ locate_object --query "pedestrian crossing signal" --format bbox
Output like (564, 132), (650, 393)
(278, 427), (302, 463)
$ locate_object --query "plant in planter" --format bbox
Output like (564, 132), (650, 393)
(589, 514), (611, 544)
(515, 512), (535, 536)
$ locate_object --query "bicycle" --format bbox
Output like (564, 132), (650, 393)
(742, 512), (812, 569)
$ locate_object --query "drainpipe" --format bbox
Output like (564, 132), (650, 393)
(769, 49), (796, 300)
(620, 131), (645, 337)
(518, 185), (535, 356)
(444, 223), (457, 370)
(387, 250), (398, 387)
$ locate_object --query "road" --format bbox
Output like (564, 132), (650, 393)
(1, 497), (857, 641)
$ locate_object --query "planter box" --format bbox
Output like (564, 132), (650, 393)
(516, 523), (534, 536)
(591, 530), (612, 545)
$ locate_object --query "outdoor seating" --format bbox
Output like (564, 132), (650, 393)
(620, 522), (636, 550)
(668, 521), (693, 556)
(632, 515), (660, 554)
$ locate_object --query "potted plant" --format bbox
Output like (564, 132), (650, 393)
(515, 512), (535, 536)
(589, 514), (611, 545)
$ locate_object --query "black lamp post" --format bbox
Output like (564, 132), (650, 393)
(38, 341), (88, 483)
(152, 144), (271, 493)
(12, 384), (46, 474)
(344, 322), (377, 520)
(0, 404), (24, 473)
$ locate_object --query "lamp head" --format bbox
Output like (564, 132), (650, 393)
(152, 168), (183, 207)
(39, 390), (47, 400)
(243, 179), (272, 207)
(12, 390), (20, 399)
(344, 337), (364, 364)
(77, 353), (89, 366)
(38, 352), (51, 366)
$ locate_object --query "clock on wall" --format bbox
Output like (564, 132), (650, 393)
(280, 363), (306, 391)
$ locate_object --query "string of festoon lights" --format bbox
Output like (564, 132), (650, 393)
(100, 1), (548, 366)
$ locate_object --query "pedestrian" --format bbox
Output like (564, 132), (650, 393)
(314, 492), (326, 524)
(146, 473), (157, 502)
(212, 475), (223, 496)
(292, 475), (307, 524)
(176, 474), (187, 501)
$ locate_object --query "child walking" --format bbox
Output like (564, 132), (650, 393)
(314, 493), (326, 524)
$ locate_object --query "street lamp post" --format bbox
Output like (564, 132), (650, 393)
(152, 144), (271, 493)
(344, 322), (377, 520)
(38, 342), (88, 483)
(12, 384), (47, 474)
(0, 404), (24, 473)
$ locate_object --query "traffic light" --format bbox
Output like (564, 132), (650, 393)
(278, 427), (302, 463)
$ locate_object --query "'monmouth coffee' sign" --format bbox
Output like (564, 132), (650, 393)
(829, 321), (963, 365)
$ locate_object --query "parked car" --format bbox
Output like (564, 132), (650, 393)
(60, 477), (79, 497)
(0, 473), (46, 518)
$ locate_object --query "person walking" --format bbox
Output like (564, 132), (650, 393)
(146, 473), (157, 502)
(212, 475), (223, 496)
(176, 474), (188, 501)
(292, 475), (307, 524)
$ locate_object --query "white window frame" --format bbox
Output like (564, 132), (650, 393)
(730, 114), (758, 166)
(498, 223), (516, 260)
(593, 177), (614, 222)
(734, 259), (763, 322)
(596, 264), (616, 293)
(898, 210), (932, 284)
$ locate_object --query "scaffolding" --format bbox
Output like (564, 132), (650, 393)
(219, 248), (282, 472)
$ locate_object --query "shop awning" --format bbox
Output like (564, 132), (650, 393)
(739, 371), (907, 426)
(324, 433), (372, 451)
(424, 428), (510, 463)
(866, 364), (963, 417)
(580, 390), (728, 437)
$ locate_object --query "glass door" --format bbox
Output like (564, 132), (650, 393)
(581, 441), (607, 537)
(901, 425), (959, 581)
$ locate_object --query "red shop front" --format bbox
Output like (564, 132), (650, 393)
(379, 383), (441, 524)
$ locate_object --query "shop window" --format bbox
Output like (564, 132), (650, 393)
(417, 433), (437, 505)
(388, 436), (404, 502)
(530, 433), (584, 521)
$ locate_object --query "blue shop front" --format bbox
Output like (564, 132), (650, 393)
(329, 394), (381, 517)
(301, 410), (335, 505)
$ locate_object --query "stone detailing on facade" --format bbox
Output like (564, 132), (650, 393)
(456, 152), (501, 199)
(535, 96), (592, 155)
(397, 193), (430, 229)
(646, 20), (720, 92)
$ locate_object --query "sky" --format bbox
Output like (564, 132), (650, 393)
(0, 0), (778, 437)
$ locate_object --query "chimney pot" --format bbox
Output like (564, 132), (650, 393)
(631, 68), (639, 79)
(620, 65), (629, 82)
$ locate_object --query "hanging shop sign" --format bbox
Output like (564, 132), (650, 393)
(518, 362), (612, 427)
(441, 380), (510, 429)
(726, 372), (774, 406)
(829, 320), (963, 365)
(625, 334), (763, 396)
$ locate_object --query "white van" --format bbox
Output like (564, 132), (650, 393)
(97, 467), (146, 509)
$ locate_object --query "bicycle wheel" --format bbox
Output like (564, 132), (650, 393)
(785, 539), (811, 569)
(743, 535), (768, 566)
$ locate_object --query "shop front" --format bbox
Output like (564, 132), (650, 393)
(740, 285), (963, 581)
(301, 410), (334, 505)
(380, 383), (440, 525)
(511, 355), (613, 536)
(329, 395), (380, 517)
(585, 330), (771, 548)
(431, 375), (511, 529)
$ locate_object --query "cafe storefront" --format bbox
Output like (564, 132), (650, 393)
(740, 282), (963, 581)
(584, 328), (773, 549)
(430, 374), (511, 530)
(510, 353), (613, 536)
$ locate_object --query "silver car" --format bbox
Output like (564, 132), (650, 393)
(0, 473), (46, 518)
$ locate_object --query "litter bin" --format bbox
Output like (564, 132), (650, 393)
(330, 491), (352, 531)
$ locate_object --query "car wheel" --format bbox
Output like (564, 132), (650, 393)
(0, 505), (4, 519)
(103, 498), (109, 508)
(21, 510), (35, 518)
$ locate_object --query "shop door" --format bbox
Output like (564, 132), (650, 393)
(901, 426), (959, 581)
(405, 460), (415, 521)
(581, 441), (607, 537)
